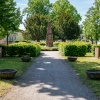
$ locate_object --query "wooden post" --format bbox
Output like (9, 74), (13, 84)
(95, 47), (99, 58)
(0, 47), (2, 58)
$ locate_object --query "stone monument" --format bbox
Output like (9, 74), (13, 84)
(46, 22), (53, 47)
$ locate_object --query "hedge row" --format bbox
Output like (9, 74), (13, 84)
(41, 46), (58, 51)
(0, 43), (41, 57)
(58, 42), (88, 56)
(36, 42), (60, 47)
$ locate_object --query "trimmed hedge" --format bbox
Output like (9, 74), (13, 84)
(53, 42), (60, 47)
(0, 43), (41, 57)
(36, 42), (60, 47)
(59, 42), (87, 56)
(86, 43), (92, 52)
(41, 46), (58, 51)
(36, 42), (46, 46)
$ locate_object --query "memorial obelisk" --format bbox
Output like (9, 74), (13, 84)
(46, 22), (53, 47)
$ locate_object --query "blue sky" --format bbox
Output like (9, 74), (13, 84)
(14, 0), (94, 30)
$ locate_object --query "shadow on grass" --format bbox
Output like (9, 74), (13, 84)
(1, 51), (97, 100)
(68, 59), (100, 99)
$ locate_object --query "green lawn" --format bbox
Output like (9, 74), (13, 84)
(66, 53), (100, 99)
(0, 53), (100, 99)
(0, 57), (34, 97)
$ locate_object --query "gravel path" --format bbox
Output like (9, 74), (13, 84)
(0, 51), (97, 100)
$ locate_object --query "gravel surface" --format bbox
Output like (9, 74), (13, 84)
(0, 51), (97, 100)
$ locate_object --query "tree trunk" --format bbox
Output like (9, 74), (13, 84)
(7, 32), (9, 46)
(96, 40), (97, 45)
(90, 36), (93, 44)
(95, 34), (98, 45)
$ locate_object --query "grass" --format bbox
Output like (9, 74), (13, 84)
(0, 57), (34, 97)
(66, 53), (100, 99)
(0, 52), (100, 99)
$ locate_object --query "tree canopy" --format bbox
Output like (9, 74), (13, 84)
(0, 0), (22, 45)
(25, 14), (47, 42)
(23, 0), (52, 16)
(83, 0), (100, 44)
(23, 0), (52, 41)
(50, 0), (81, 41)
(23, 0), (81, 41)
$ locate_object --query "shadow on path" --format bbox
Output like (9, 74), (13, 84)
(1, 51), (97, 100)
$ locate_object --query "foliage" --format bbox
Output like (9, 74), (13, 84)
(0, 26), (6, 39)
(36, 42), (60, 47)
(59, 42), (87, 56)
(23, 0), (52, 41)
(50, 0), (81, 41)
(41, 46), (58, 51)
(83, 0), (100, 44)
(0, 0), (22, 45)
(53, 42), (60, 47)
(1, 42), (41, 57)
(23, 0), (52, 16)
(86, 43), (92, 52)
(21, 30), (31, 41)
(24, 14), (48, 41)
(38, 42), (46, 46)
(14, 40), (19, 43)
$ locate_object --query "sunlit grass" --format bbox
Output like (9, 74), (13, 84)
(0, 57), (34, 97)
(66, 53), (100, 99)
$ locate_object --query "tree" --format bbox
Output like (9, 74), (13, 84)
(0, 0), (22, 45)
(23, 0), (52, 41)
(0, 26), (6, 39)
(25, 14), (47, 42)
(21, 30), (31, 41)
(23, 0), (52, 16)
(83, 14), (95, 44)
(50, 0), (81, 41)
(83, 0), (100, 44)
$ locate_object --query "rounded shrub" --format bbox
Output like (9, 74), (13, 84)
(59, 42), (87, 57)
(4, 43), (41, 57)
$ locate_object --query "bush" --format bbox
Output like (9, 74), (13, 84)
(39, 42), (46, 46)
(59, 42), (87, 56)
(87, 43), (92, 52)
(22, 40), (27, 42)
(53, 42), (60, 47)
(3, 43), (41, 57)
(14, 40), (19, 43)
(41, 46), (58, 51)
